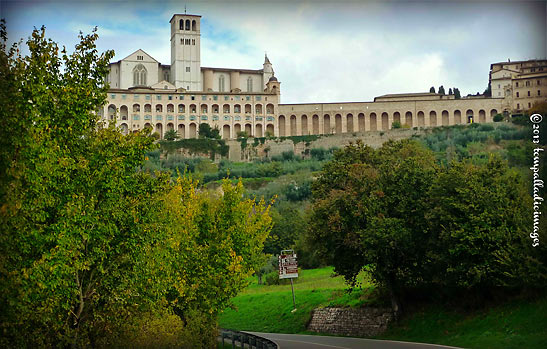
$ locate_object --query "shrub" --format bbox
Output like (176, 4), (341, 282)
(392, 121), (402, 129)
(493, 113), (504, 122)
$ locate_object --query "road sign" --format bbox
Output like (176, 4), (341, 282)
(279, 251), (298, 279)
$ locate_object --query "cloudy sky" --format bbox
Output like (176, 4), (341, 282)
(2, 0), (546, 104)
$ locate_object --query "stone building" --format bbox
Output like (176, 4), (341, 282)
(100, 13), (524, 139)
(489, 59), (547, 113)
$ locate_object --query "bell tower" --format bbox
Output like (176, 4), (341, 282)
(170, 14), (201, 91)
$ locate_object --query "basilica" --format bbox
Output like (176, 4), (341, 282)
(100, 13), (545, 139)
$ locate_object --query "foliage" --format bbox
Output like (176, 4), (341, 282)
(264, 201), (307, 255)
(307, 139), (546, 314)
(0, 23), (273, 347)
(164, 128), (178, 140)
(493, 113), (503, 122)
(158, 138), (229, 159)
(199, 122), (221, 139)
(391, 120), (402, 129)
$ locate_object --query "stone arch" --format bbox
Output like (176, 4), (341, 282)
(266, 104), (274, 114)
(120, 123), (128, 135)
(167, 104), (174, 113)
(358, 113), (365, 132)
(212, 104), (219, 113)
(266, 123), (274, 136)
(178, 124), (185, 139)
(223, 104), (230, 113)
(245, 104), (252, 114)
(466, 109), (474, 123)
(155, 123), (163, 138)
(405, 111), (413, 127)
(120, 105), (128, 121)
(178, 104), (185, 113)
(133, 103), (140, 112)
(442, 110), (449, 126)
(301, 115), (308, 135)
(133, 64), (147, 86)
(312, 114), (319, 134)
(192, 20), (196, 31)
(393, 112), (401, 125)
(245, 123), (252, 136)
(454, 110), (462, 124)
(107, 104), (116, 120)
(255, 124), (263, 137)
(490, 109), (498, 120)
(185, 19), (190, 31)
(429, 111), (437, 127)
(347, 113), (354, 133)
(222, 125), (230, 139)
(381, 112), (389, 130)
(335, 114), (342, 134)
(417, 111), (425, 126)
(144, 123), (152, 131)
(201, 104), (208, 114)
(323, 114), (331, 134)
(190, 104), (197, 114)
(255, 104), (263, 114)
(189, 123), (197, 138)
(156, 104), (163, 113)
(144, 104), (151, 113)
(234, 123), (242, 136)
(166, 122), (174, 132)
(370, 113), (377, 131)
(278, 115), (286, 137)
(479, 109), (486, 123)
(234, 104), (241, 114)
(290, 115), (297, 136)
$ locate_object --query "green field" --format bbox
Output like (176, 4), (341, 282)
(218, 267), (547, 349)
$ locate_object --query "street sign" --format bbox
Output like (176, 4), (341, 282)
(279, 251), (298, 279)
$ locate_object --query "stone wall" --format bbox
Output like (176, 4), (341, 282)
(307, 307), (394, 337)
(226, 127), (427, 161)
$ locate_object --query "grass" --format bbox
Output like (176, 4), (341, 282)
(219, 267), (547, 349)
(378, 297), (547, 349)
(218, 267), (375, 333)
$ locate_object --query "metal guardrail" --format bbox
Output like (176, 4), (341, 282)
(219, 329), (278, 349)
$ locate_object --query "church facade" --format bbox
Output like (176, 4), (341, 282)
(100, 13), (516, 139)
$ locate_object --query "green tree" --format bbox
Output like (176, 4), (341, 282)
(198, 122), (220, 139)
(391, 120), (402, 129)
(164, 128), (178, 141)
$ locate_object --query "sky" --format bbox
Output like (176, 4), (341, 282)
(1, 0), (546, 104)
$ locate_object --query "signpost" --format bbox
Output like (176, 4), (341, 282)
(279, 249), (298, 311)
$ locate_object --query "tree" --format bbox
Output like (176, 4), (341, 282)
(0, 23), (273, 347)
(198, 122), (220, 139)
(429, 86), (436, 93)
(438, 85), (446, 95)
(391, 120), (402, 129)
(483, 81), (491, 97)
(307, 140), (438, 314)
(164, 128), (178, 141)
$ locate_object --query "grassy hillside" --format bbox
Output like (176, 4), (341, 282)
(218, 267), (547, 349)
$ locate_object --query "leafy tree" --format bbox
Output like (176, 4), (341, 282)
(0, 23), (273, 347)
(483, 81), (492, 97)
(198, 122), (220, 139)
(429, 86), (436, 93)
(164, 128), (178, 141)
(493, 114), (503, 122)
(391, 120), (402, 129)
(264, 201), (306, 255)
(438, 85), (446, 95)
(237, 130), (249, 138)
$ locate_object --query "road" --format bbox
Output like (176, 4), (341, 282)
(246, 332), (463, 349)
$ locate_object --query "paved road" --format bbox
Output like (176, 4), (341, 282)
(246, 332), (463, 349)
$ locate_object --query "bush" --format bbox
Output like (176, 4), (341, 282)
(392, 121), (402, 129)
(493, 114), (504, 122)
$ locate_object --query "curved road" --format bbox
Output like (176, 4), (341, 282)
(246, 332), (462, 349)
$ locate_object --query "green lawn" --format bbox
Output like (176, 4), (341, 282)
(219, 267), (547, 349)
(218, 267), (375, 333)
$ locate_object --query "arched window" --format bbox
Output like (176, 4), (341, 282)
(219, 75), (225, 92)
(133, 64), (147, 86)
(179, 19), (184, 30)
(247, 77), (253, 92)
(185, 20), (190, 30)
(192, 20), (196, 31)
